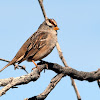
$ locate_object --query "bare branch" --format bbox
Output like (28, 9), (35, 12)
(38, 0), (48, 20)
(0, 58), (10, 63)
(56, 42), (81, 100)
(25, 74), (63, 100)
(0, 68), (41, 96)
(0, 58), (28, 74)
(56, 42), (68, 67)
(0, 61), (100, 98)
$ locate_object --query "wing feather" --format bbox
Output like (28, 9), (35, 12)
(17, 31), (48, 63)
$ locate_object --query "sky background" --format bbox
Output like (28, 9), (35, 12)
(0, 0), (100, 100)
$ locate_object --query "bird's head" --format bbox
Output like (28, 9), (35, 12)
(39, 19), (59, 31)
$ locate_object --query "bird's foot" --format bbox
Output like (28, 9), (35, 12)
(31, 60), (41, 72)
(31, 65), (41, 72)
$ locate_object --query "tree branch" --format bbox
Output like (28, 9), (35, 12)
(25, 74), (63, 100)
(56, 42), (81, 100)
(0, 58), (28, 73)
(0, 61), (100, 98)
(38, 0), (48, 20)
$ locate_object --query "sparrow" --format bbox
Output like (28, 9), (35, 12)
(0, 19), (59, 72)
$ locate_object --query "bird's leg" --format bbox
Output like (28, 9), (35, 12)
(32, 60), (41, 72)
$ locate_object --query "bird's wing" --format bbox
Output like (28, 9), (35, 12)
(0, 31), (49, 72)
(16, 31), (49, 63)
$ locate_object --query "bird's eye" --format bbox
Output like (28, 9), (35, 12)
(49, 26), (52, 28)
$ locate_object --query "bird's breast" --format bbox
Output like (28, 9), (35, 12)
(27, 32), (57, 61)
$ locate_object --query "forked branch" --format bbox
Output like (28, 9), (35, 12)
(0, 61), (100, 99)
(56, 42), (81, 100)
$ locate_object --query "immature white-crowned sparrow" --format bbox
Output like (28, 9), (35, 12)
(0, 19), (59, 72)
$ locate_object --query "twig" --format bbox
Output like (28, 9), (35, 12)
(38, 0), (48, 20)
(56, 42), (81, 100)
(0, 58), (10, 63)
(0, 58), (28, 74)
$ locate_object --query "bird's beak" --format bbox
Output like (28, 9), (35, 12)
(54, 26), (59, 30)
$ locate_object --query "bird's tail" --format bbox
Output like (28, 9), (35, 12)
(0, 58), (16, 72)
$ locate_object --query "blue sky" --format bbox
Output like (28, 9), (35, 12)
(0, 0), (100, 100)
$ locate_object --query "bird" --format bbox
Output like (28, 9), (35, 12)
(0, 19), (59, 72)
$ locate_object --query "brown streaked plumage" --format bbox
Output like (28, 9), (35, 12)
(0, 19), (59, 72)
